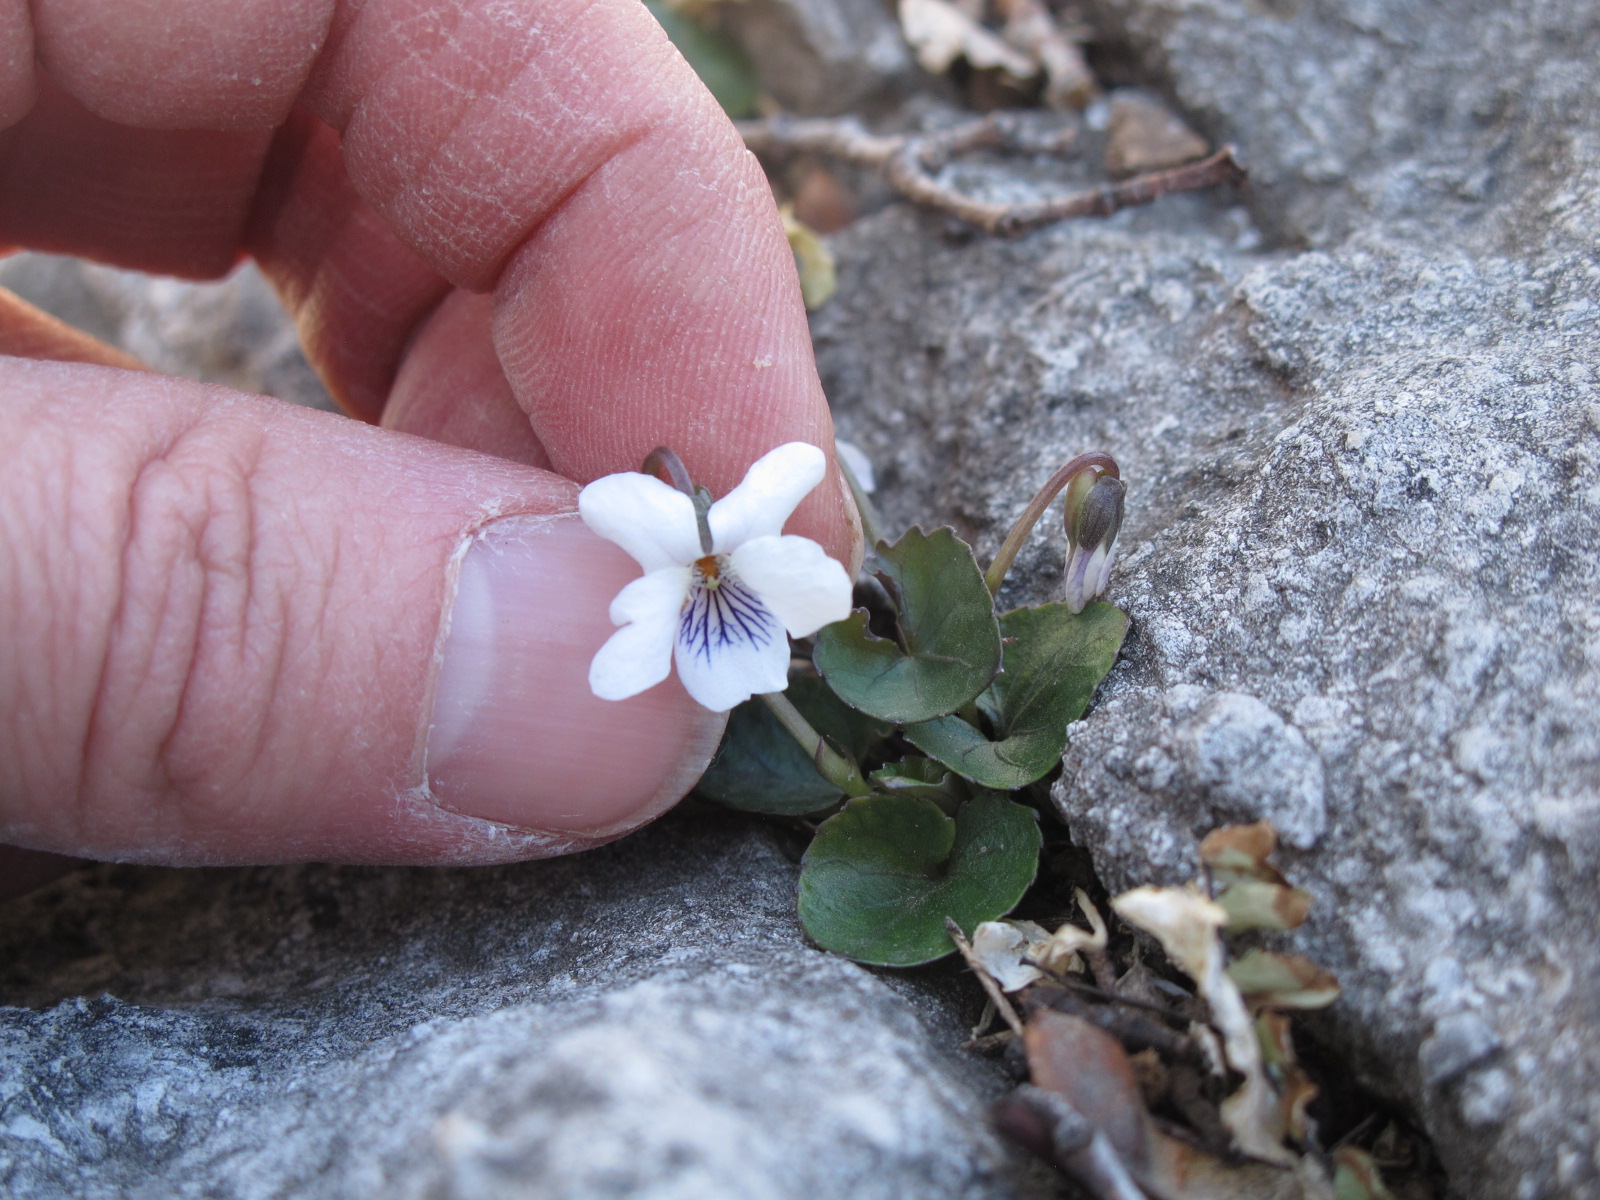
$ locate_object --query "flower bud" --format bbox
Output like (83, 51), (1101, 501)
(1062, 473), (1125, 613)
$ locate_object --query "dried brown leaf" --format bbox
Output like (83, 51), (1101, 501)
(993, 0), (1095, 109)
(779, 207), (837, 310)
(1024, 1009), (1152, 1172)
(1103, 92), (1210, 177)
(1033, 887), (1106, 975)
(1112, 886), (1296, 1166)
(1147, 1134), (1338, 1200)
(1199, 820), (1282, 879)
(971, 919), (1052, 991)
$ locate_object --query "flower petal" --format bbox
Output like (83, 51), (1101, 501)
(579, 471), (702, 572)
(674, 575), (790, 711)
(727, 535), (853, 638)
(1063, 542), (1111, 614)
(707, 442), (826, 552)
(588, 567), (691, 701)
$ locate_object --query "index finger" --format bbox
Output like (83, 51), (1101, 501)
(5, 0), (856, 560)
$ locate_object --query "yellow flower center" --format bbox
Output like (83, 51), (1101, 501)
(695, 554), (723, 590)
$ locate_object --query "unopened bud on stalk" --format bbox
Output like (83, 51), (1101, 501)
(1062, 473), (1125, 613)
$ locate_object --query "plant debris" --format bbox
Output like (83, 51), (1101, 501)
(970, 823), (1399, 1200)
(740, 113), (1245, 236)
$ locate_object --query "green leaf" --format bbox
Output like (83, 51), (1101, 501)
(798, 792), (1042, 966)
(644, 2), (761, 119)
(905, 602), (1128, 788)
(1214, 879), (1313, 931)
(814, 527), (1002, 724)
(1226, 949), (1342, 1009)
(697, 677), (888, 816)
(870, 756), (969, 813)
(1333, 1147), (1396, 1200)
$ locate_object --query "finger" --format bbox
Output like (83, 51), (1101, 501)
(33, 0), (333, 132)
(0, 0), (33, 130)
(0, 74), (272, 278)
(8, 0), (859, 563)
(380, 288), (552, 468)
(0, 281), (147, 369)
(303, 0), (857, 558)
(244, 108), (455, 422)
(0, 358), (724, 865)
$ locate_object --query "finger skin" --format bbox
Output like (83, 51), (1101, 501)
(0, 0), (861, 863)
(0, 358), (709, 864)
(0, 285), (147, 369)
(4, 0), (855, 562)
(0, 75), (271, 277)
(380, 288), (551, 468)
(0, 0), (33, 130)
(33, 0), (336, 131)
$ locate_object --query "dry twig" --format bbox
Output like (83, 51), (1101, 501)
(946, 918), (1027, 1038)
(739, 113), (1245, 237)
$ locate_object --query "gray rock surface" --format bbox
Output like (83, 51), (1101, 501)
(0, 254), (336, 410)
(0, 814), (1046, 1200)
(813, 4), (1600, 1196)
(1084, 0), (1600, 257)
(719, 0), (914, 116)
(7, 2), (1598, 1197)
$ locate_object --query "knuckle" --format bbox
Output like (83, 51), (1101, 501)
(83, 413), (289, 823)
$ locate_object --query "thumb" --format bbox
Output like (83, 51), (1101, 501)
(0, 357), (724, 865)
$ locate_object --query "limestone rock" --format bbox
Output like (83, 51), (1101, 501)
(1082, 0), (1600, 255)
(0, 815), (1048, 1200)
(719, 0), (914, 116)
(812, 8), (1600, 1177)
(0, 254), (335, 411)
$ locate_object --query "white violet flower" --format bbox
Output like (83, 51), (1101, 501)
(578, 442), (854, 713)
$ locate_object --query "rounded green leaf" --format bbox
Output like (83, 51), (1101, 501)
(798, 793), (1043, 966)
(813, 527), (1002, 724)
(905, 601), (1127, 789)
(697, 677), (889, 815)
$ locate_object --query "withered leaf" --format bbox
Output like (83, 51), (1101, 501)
(1199, 820), (1283, 881)
(1215, 878), (1314, 932)
(1227, 950), (1342, 1010)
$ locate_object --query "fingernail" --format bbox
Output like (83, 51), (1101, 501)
(424, 513), (726, 836)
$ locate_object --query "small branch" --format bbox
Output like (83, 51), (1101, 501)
(759, 690), (871, 798)
(1023, 981), (1199, 1063)
(982, 146), (1246, 237)
(738, 113), (1245, 238)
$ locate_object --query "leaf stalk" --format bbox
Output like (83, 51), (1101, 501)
(759, 690), (871, 799)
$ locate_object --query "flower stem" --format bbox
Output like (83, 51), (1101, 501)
(641, 446), (695, 496)
(983, 452), (1119, 596)
(836, 446), (886, 552)
(759, 691), (871, 799)
(642, 446), (713, 554)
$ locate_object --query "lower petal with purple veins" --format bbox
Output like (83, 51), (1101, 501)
(674, 573), (791, 711)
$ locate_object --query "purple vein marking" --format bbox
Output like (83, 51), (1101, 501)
(680, 576), (776, 663)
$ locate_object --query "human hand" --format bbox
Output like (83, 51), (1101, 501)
(0, 0), (859, 885)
